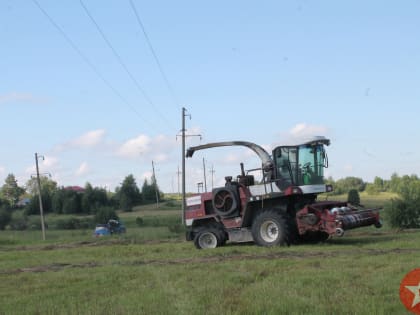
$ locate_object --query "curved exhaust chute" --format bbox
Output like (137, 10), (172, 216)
(186, 141), (274, 180)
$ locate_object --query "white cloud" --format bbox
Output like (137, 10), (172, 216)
(117, 134), (151, 158)
(25, 155), (60, 175)
(75, 162), (90, 177)
(154, 154), (168, 162)
(275, 123), (330, 146)
(70, 129), (106, 148)
(116, 134), (176, 160)
(55, 129), (106, 151)
(0, 92), (47, 104)
(141, 171), (153, 180)
(289, 123), (328, 139)
(42, 156), (59, 168)
(226, 153), (240, 163)
(0, 166), (5, 175)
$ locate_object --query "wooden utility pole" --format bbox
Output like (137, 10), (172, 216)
(35, 153), (46, 241)
(177, 166), (181, 196)
(202, 158), (207, 192)
(210, 165), (215, 190)
(181, 108), (186, 224)
(152, 160), (159, 208)
(180, 107), (201, 224)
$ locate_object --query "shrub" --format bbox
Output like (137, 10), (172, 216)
(385, 198), (420, 229)
(28, 217), (44, 230)
(8, 210), (28, 230)
(137, 215), (180, 227)
(94, 207), (119, 224)
(165, 200), (180, 208)
(9, 218), (28, 230)
(55, 217), (94, 230)
(0, 208), (12, 230)
(168, 223), (184, 234)
(136, 217), (144, 226)
(347, 189), (360, 205)
(385, 179), (420, 229)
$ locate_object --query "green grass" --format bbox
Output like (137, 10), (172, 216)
(325, 191), (398, 208)
(1, 226), (419, 314)
(0, 193), (416, 314)
(0, 228), (420, 314)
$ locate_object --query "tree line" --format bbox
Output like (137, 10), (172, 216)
(327, 173), (420, 228)
(0, 173), (163, 230)
(1, 172), (419, 230)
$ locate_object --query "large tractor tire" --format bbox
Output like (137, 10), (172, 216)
(251, 210), (289, 246)
(194, 229), (220, 249)
(215, 229), (228, 246)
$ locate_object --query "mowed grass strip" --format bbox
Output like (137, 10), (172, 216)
(1, 228), (419, 315)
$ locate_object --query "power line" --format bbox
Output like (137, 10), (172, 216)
(129, 0), (180, 110)
(80, 0), (177, 132)
(31, 0), (156, 131)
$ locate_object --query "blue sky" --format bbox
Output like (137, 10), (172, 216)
(1, 0), (419, 193)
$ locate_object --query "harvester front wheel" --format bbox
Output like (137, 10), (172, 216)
(194, 229), (219, 249)
(252, 210), (289, 246)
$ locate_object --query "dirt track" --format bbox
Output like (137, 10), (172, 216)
(2, 246), (419, 275)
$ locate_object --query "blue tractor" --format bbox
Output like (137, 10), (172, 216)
(93, 219), (126, 237)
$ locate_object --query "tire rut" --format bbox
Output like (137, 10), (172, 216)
(1, 247), (419, 275)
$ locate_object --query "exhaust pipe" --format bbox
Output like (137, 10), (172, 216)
(336, 228), (345, 237)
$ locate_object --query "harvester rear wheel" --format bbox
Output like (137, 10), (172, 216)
(194, 229), (219, 249)
(252, 210), (289, 246)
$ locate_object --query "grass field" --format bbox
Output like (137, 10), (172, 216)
(0, 194), (419, 314)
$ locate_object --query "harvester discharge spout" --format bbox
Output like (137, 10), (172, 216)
(186, 141), (275, 180)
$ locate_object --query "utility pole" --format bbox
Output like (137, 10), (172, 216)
(210, 164), (215, 190)
(181, 108), (186, 224)
(176, 166), (181, 196)
(35, 153), (46, 241)
(179, 107), (201, 224)
(152, 160), (159, 209)
(202, 158), (207, 192)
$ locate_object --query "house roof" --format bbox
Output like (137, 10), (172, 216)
(64, 186), (85, 193)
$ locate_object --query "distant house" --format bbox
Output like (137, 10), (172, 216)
(64, 186), (85, 193)
(17, 198), (30, 207)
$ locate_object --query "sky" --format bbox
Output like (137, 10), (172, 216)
(1, 0), (419, 193)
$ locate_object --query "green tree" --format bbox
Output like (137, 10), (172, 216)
(0, 201), (12, 230)
(365, 184), (380, 195)
(24, 176), (57, 215)
(117, 175), (141, 211)
(82, 183), (109, 213)
(95, 207), (119, 224)
(25, 176), (57, 196)
(62, 189), (82, 214)
(373, 176), (384, 192)
(333, 177), (366, 195)
(1, 174), (25, 208)
(347, 189), (360, 205)
(24, 186), (53, 215)
(389, 173), (401, 192)
(51, 188), (65, 214)
(141, 178), (155, 202)
(385, 178), (420, 229)
(81, 182), (94, 213)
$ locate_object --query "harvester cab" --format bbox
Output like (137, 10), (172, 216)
(185, 136), (382, 249)
(273, 136), (330, 189)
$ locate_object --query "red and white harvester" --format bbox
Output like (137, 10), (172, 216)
(185, 137), (382, 249)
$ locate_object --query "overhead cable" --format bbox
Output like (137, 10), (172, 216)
(129, 0), (180, 110)
(31, 0), (157, 131)
(80, 0), (177, 132)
